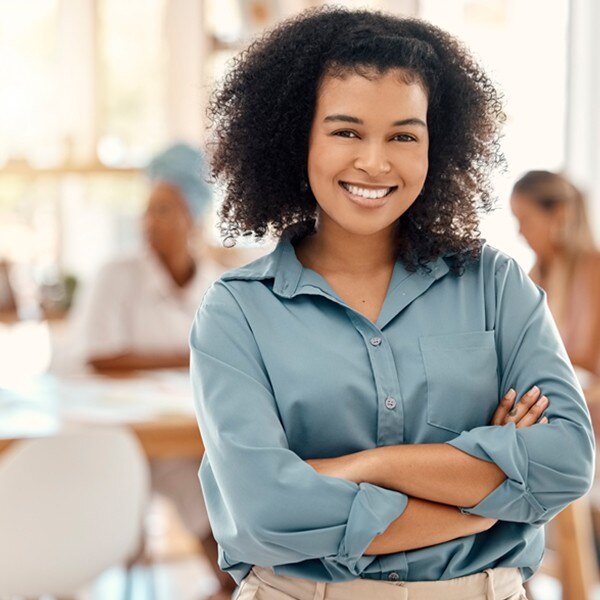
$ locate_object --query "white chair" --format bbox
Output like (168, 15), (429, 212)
(0, 427), (150, 598)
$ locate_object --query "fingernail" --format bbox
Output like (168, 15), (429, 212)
(529, 385), (540, 395)
(506, 388), (516, 400)
(537, 396), (548, 406)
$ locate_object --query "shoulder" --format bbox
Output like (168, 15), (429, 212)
(447, 240), (521, 279)
(219, 250), (279, 284)
(200, 244), (281, 301)
(95, 253), (144, 281)
(475, 240), (516, 272)
(577, 250), (600, 274)
(452, 242), (537, 302)
(81, 255), (143, 303)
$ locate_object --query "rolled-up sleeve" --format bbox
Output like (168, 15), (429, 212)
(446, 257), (595, 526)
(190, 281), (408, 582)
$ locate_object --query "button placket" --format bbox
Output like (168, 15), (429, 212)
(349, 323), (404, 447)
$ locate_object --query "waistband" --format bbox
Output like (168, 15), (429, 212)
(248, 565), (524, 600)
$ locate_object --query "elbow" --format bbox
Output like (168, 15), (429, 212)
(534, 432), (595, 524)
(216, 509), (288, 567)
(572, 455), (595, 501)
(550, 420), (595, 501)
(217, 524), (277, 567)
(572, 425), (596, 499)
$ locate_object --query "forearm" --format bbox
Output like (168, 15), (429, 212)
(315, 443), (506, 508)
(365, 496), (495, 554)
(359, 444), (506, 507)
(88, 351), (189, 372)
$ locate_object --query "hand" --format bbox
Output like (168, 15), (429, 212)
(490, 386), (549, 428)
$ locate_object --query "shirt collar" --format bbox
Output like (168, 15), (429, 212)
(221, 237), (451, 300)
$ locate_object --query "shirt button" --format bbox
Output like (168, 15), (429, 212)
(369, 336), (382, 346)
(385, 396), (397, 410)
(388, 572), (400, 581)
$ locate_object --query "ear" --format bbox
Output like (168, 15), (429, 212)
(549, 203), (572, 247)
(552, 202), (570, 226)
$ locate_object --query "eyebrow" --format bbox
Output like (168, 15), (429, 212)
(323, 114), (427, 128)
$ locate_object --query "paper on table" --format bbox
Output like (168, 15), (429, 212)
(5, 370), (196, 424)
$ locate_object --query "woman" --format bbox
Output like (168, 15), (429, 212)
(510, 171), (600, 395)
(190, 7), (594, 599)
(72, 142), (221, 371)
(510, 170), (600, 565)
(66, 143), (235, 599)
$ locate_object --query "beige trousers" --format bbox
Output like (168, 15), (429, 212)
(236, 565), (527, 600)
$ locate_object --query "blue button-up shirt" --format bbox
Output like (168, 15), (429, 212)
(189, 237), (595, 585)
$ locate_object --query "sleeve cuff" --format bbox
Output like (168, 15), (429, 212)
(334, 482), (408, 575)
(446, 422), (529, 482)
(456, 477), (548, 522)
(447, 424), (548, 523)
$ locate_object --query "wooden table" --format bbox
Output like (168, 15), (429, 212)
(0, 370), (205, 459)
(0, 417), (204, 459)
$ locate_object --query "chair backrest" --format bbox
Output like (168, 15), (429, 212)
(0, 427), (150, 597)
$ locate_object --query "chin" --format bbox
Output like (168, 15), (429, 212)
(333, 216), (397, 237)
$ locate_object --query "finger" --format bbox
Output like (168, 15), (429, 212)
(515, 395), (549, 428)
(491, 388), (517, 425)
(505, 386), (541, 424)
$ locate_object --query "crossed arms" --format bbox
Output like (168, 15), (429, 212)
(306, 386), (548, 554)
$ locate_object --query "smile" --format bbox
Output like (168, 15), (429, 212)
(338, 181), (398, 209)
(339, 181), (397, 199)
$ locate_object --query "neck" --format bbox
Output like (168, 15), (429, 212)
(295, 218), (396, 277)
(538, 246), (565, 271)
(154, 247), (196, 287)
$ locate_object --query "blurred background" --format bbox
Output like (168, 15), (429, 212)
(1, 1), (599, 599)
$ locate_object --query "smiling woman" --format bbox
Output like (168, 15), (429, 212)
(207, 6), (506, 274)
(191, 6), (594, 600)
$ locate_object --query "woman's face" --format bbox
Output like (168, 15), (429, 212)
(307, 69), (429, 238)
(510, 192), (562, 259)
(143, 181), (193, 255)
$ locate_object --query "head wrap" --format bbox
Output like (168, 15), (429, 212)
(145, 142), (212, 219)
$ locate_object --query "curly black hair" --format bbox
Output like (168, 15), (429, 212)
(205, 5), (506, 273)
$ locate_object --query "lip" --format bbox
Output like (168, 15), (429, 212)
(338, 181), (397, 209)
(341, 180), (397, 190)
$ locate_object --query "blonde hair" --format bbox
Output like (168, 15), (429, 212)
(512, 170), (596, 255)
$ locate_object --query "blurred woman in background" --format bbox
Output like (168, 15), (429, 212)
(510, 171), (600, 400)
(62, 142), (234, 599)
(511, 171), (600, 566)
(74, 142), (222, 371)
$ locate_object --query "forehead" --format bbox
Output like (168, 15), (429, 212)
(510, 193), (546, 218)
(315, 69), (428, 120)
(148, 182), (184, 205)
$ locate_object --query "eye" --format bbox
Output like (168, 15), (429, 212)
(393, 133), (417, 142)
(332, 130), (359, 139)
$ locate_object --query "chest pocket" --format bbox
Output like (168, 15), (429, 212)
(419, 331), (499, 434)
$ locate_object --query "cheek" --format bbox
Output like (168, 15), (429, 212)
(525, 223), (551, 249)
(308, 136), (354, 179)
(397, 147), (428, 181)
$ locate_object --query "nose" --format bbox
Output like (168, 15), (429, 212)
(353, 142), (391, 177)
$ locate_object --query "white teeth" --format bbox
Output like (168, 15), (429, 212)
(342, 182), (392, 199)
